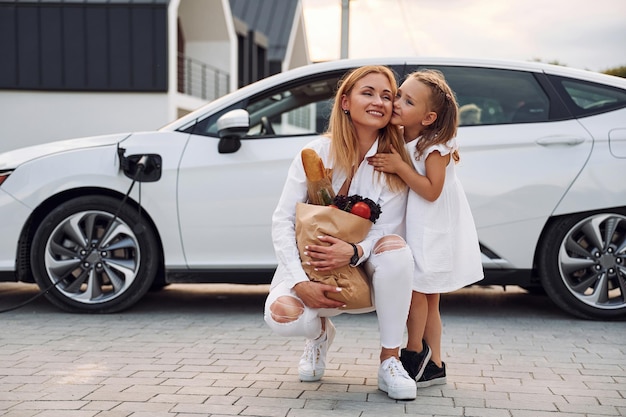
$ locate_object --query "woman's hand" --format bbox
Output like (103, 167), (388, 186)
(367, 145), (405, 173)
(293, 281), (346, 309)
(304, 235), (355, 271)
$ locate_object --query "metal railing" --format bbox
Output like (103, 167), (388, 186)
(177, 53), (230, 101)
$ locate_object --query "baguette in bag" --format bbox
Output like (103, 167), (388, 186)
(301, 148), (335, 205)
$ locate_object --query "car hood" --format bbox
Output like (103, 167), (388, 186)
(0, 133), (131, 170)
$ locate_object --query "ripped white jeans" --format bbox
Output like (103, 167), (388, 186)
(264, 235), (414, 348)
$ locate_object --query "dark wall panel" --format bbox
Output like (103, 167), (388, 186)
(131, 8), (153, 90)
(153, 9), (167, 89)
(0, 6), (18, 84)
(0, 2), (168, 92)
(40, 7), (63, 87)
(86, 6), (111, 89)
(63, 7), (86, 89)
(16, 6), (39, 87)
(109, 7), (132, 89)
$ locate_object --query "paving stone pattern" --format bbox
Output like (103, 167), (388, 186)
(0, 283), (625, 417)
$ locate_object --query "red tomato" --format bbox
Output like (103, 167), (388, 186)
(350, 202), (371, 219)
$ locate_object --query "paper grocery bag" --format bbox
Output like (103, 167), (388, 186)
(295, 202), (373, 309)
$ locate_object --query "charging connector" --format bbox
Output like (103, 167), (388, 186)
(119, 153), (162, 183)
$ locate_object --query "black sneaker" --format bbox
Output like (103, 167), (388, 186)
(416, 360), (447, 388)
(400, 339), (432, 381)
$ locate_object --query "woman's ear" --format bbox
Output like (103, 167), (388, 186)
(422, 111), (438, 126)
(341, 94), (349, 112)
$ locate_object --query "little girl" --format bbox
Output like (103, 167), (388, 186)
(368, 69), (483, 387)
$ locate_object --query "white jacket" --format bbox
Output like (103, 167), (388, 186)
(271, 137), (408, 290)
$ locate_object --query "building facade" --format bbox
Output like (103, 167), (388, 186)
(0, 0), (309, 152)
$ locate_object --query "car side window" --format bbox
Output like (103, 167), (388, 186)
(411, 66), (551, 126)
(185, 73), (345, 138)
(547, 75), (626, 117)
(245, 81), (337, 137)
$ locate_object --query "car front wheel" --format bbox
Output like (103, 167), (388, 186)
(538, 210), (626, 320)
(30, 195), (159, 313)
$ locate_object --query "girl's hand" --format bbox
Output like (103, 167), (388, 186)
(367, 145), (403, 174)
(304, 235), (354, 271)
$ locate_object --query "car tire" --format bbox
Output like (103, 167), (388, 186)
(520, 285), (546, 296)
(538, 209), (626, 320)
(30, 195), (159, 313)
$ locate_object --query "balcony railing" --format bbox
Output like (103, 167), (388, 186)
(177, 53), (230, 101)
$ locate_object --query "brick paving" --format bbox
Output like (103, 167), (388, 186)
(0, 282), (625, 417)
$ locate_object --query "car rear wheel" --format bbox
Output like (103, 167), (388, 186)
(30, 195), (159, 313)
(538, 210), (626, 320)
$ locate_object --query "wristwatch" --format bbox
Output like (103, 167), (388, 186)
(349, 243), (359, 266)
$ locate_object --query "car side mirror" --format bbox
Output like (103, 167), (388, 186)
(217, 109), (249, 154)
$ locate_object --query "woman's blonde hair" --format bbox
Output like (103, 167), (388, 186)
(408, 69), (460, 162)
(326, 65), (410, 192)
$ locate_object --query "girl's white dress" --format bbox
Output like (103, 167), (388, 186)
(405, 137), (484, 294)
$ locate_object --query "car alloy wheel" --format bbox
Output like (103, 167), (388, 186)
(539, 210), (626, 320)
(30, 196), (159, 313)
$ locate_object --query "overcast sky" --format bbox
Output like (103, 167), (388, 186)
(301, 0), (626, 72)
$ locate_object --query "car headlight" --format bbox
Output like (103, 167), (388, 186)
(0, 170), (13, 186)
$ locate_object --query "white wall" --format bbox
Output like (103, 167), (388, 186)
(0, 91), (170, 153)
(283, 1), (311, 71)
(177, 0), (232, 75)
(170, 0), (236, 117)
(185, 41), (232, 75)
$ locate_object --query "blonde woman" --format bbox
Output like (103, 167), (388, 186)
(264, 65), (417, 400)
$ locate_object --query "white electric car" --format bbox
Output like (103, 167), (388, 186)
(1, 57), (625, 319)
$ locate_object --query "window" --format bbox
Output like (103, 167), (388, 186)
(410, 66), (551, 126)
(550, 76), (626, 117)
(185, 72), (344, 138)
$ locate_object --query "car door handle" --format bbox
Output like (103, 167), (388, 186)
(535, 136), (585, 146)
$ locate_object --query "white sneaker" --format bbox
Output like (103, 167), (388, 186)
(378, 357), (417, 400)
(298, 319), (336, 382)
